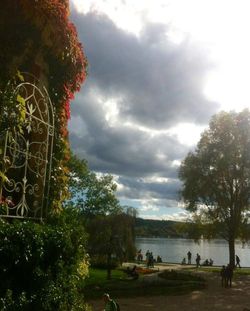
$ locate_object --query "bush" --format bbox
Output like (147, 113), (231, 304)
(159, 269), (205, 282)
(0, 208), (91, 311)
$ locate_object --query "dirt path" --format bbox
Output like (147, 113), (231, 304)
(88, 267), (250, 311)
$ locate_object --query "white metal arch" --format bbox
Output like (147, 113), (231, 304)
(0, 73), (54, 220)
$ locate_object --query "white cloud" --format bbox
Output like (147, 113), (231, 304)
(141, 211), (189, 222)
(167, 123), (206, 147)
(140, 206), (160, 212)
(139, 176), (169, 183)
(161, 211), (189, 222)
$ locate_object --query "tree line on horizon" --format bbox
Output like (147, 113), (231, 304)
(135, 217), (184, 238)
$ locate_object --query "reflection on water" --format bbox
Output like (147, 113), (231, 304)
(135, 237), (250, 266)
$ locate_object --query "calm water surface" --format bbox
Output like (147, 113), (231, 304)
(135, 237), (250, 266)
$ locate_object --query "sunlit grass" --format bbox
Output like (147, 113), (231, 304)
(83, 267), (206, 300)
(184, 266), (250, 275)
(85, 268), (125, 286)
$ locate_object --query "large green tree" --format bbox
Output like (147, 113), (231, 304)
(67, 152), (121, 216)
(87, 213), (136, 279)
(66, 153), (136, 277)
(179, 110), (250, 266)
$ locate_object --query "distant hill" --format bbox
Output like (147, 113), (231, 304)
(135, 217), (186, 238)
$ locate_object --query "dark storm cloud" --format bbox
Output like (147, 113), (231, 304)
(68, 8), (217, 212)
(70, 125), (187, 178)
(69, 90), (187, 203)
(70, 9), (218, 128)
(69, 87), (188, 178)
(117, 176), (181, 201)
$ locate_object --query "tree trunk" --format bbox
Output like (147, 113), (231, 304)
(107, 252), (112, 280)
(228, 238), (235, 268)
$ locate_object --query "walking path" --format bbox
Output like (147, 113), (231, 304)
(88, 263), (250, 311)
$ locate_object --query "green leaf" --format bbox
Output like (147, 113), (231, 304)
(0, 171), (9, 183)
(17, 71), (24, 82)
(17, 94), (26, 122)
(17, 94), (25, 107)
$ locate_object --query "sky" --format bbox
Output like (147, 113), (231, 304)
(68, 0), (250, 221)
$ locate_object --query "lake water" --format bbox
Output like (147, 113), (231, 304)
(135, 237), (250, 267)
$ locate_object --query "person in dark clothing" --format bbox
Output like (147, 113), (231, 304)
(126, 265), (139, 279)
(187, 251), (192, 264)
(156, 255), (162, 263)
(225, 264), (233, 288)
(202, 259), (209, 266)
(220, 265), (226, 287)
(137, 249), (143, 262)
(235, 255), (241, 268)
(148, 252), (154, 267)
(196, 253), (201, 268)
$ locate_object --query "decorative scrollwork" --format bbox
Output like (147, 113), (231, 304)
(0, 72), (54, 220)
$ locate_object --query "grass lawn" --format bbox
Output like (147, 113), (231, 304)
(82, 267), (206, 300)
(185, 266), (250, 275)
(85, 268), (125, 286)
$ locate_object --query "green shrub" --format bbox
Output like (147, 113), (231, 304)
(0, 208), (91, 311)
(159, 269), (205, 282)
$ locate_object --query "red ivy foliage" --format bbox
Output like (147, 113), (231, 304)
(0, 0), (88, 212)
(1, 0), (87, 120)
(19, 0), (87, 120)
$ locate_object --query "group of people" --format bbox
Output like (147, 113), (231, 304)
(137, 249), (242, 271)
(136, 249), (162, 267)
(103, 254), (243, 310)
(202, 258), (214, 266)
(181, 251), (192, 265)
(181, 251), (214, 267)
(145, 250), (155, 267)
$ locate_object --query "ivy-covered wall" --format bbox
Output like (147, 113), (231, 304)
(0, 0), (87, 213)
(0, 3), (90, 309)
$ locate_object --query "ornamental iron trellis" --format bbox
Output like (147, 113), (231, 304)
(0, 73), (54, 220)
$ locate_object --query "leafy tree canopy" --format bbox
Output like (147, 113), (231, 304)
(179, 109), (250, 265)
(66, 153), (137, 277)
(67, 153), (121, 216)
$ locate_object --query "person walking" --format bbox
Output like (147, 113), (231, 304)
(187, 251), (192, 264)
(235, 255), (241, 268)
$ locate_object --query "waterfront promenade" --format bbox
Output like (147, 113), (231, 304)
(88, 263), (250, 311)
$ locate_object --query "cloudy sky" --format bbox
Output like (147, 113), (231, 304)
(68, 0), (250, 221)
